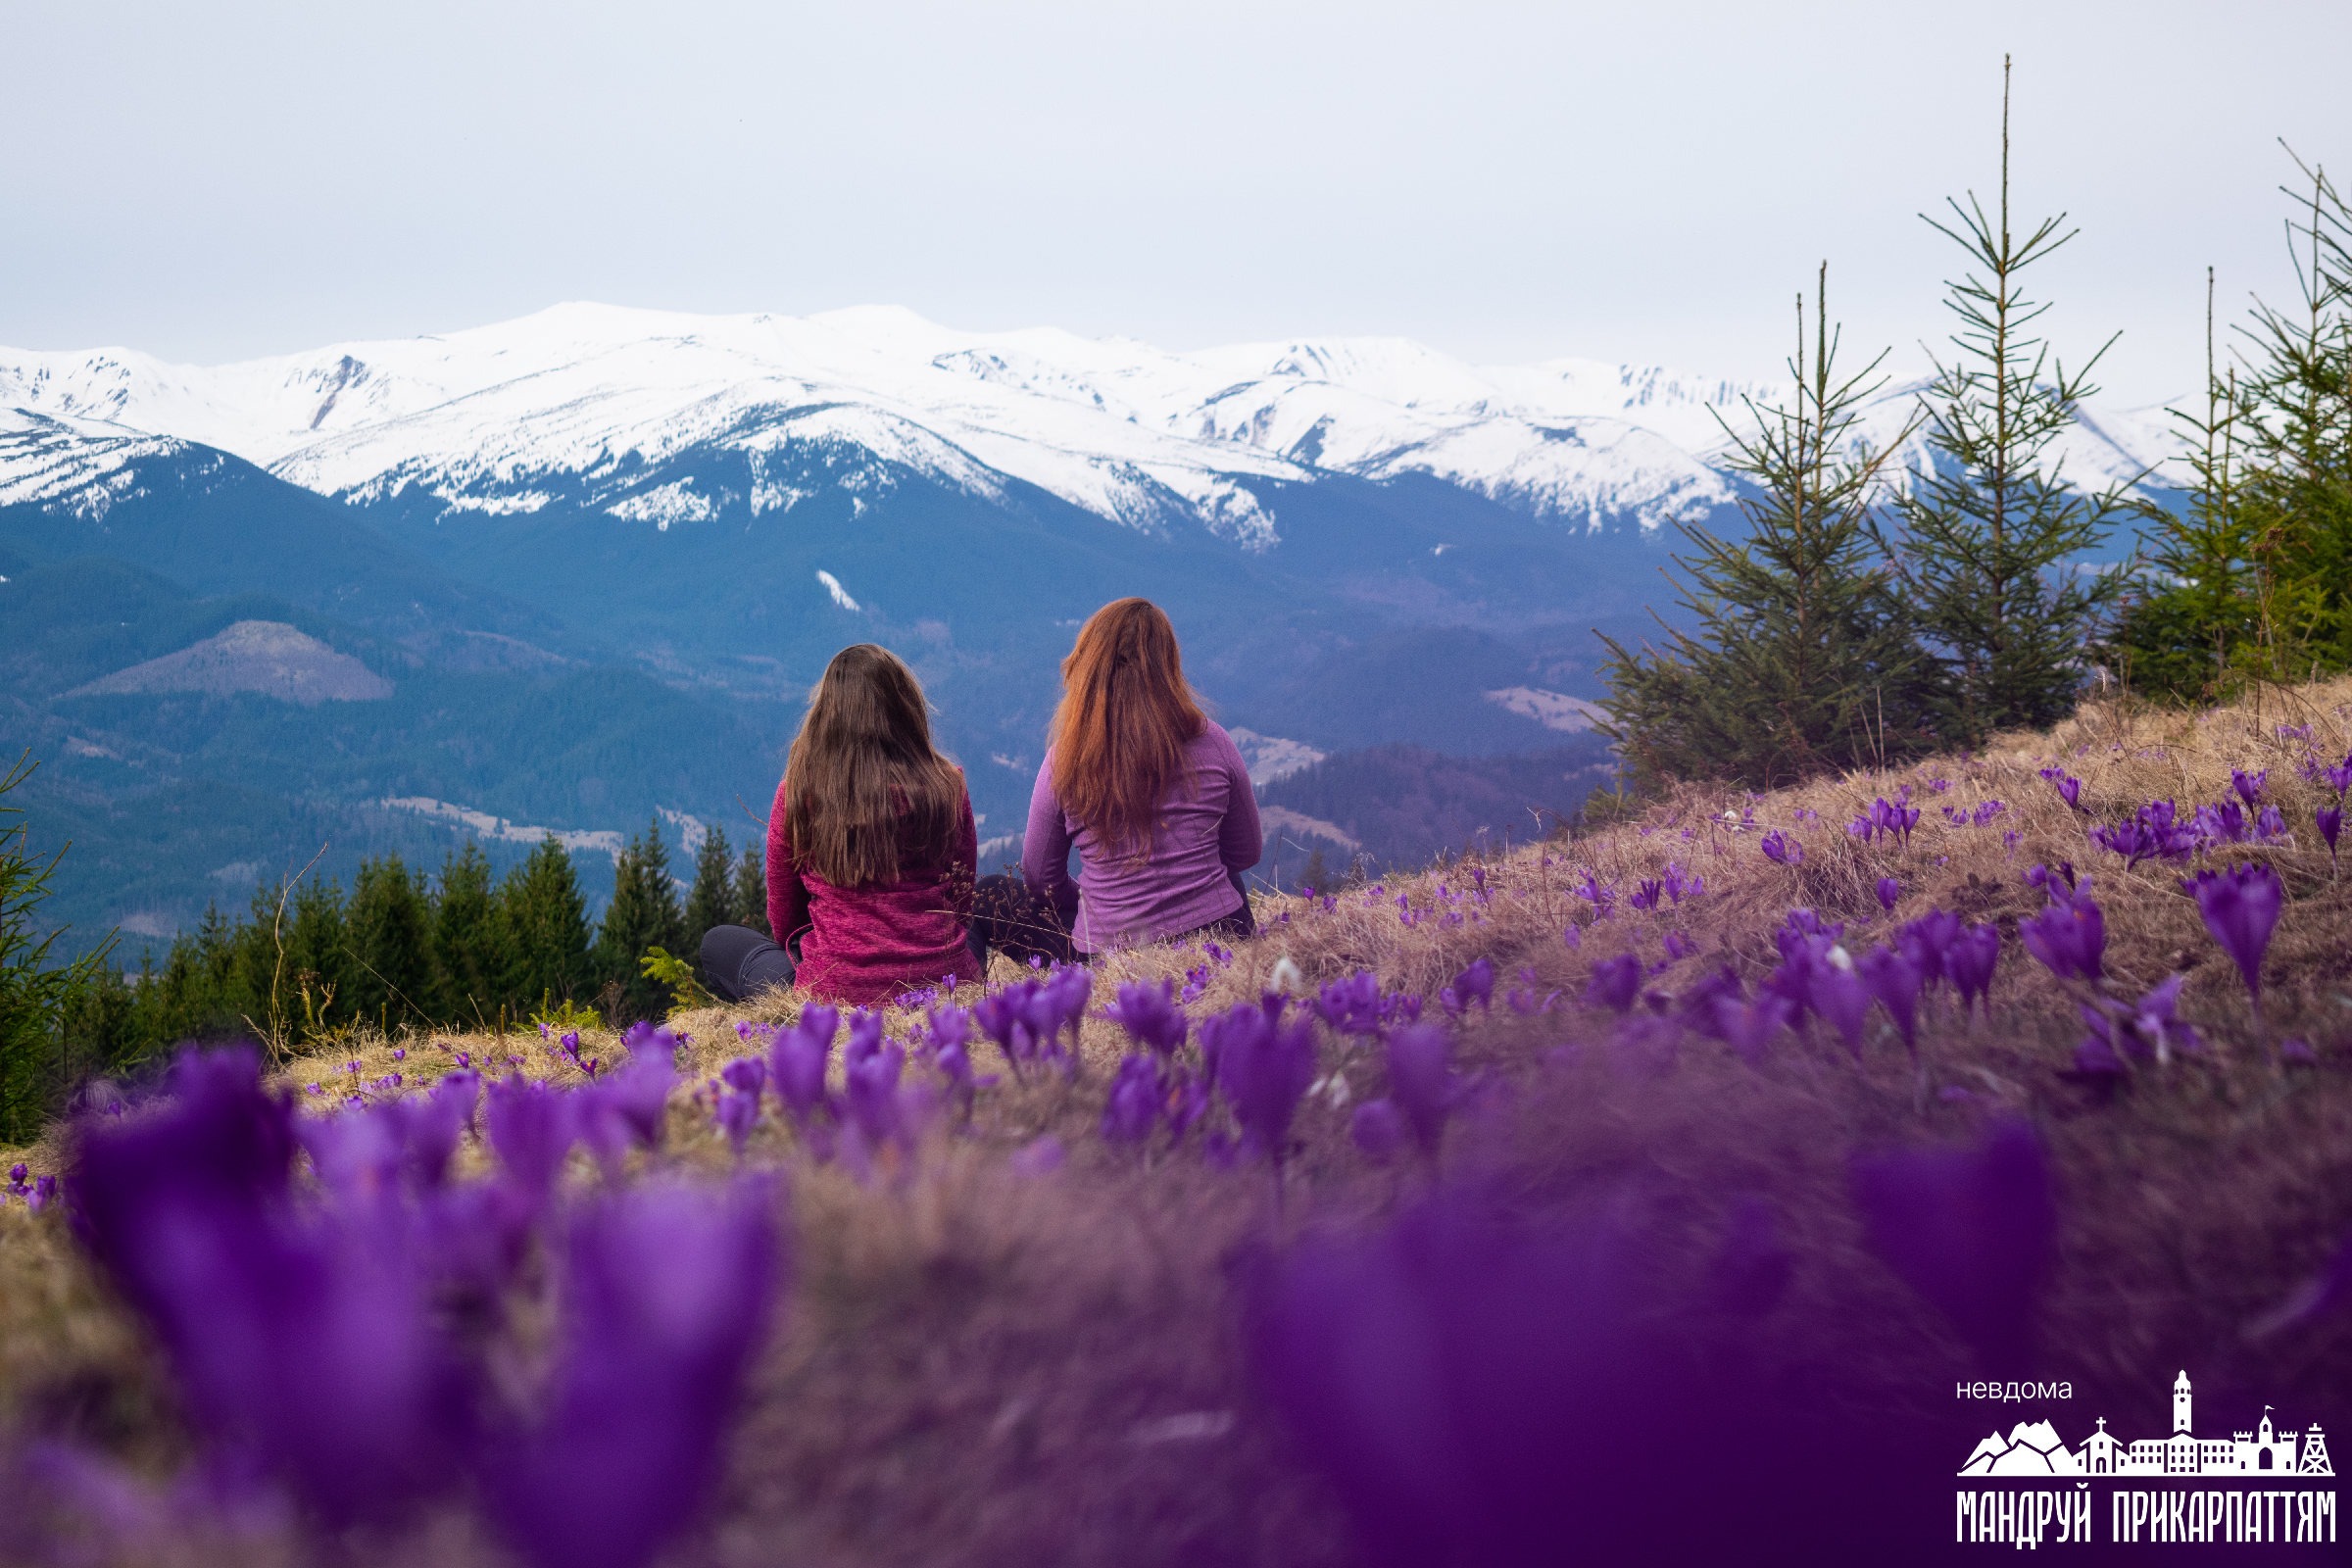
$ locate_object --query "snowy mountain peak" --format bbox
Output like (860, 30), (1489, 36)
(0, 304), (2181, 545)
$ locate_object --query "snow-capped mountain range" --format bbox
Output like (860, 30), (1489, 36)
(0, 302), (2180, 544)
(0, 304), (2183, 949)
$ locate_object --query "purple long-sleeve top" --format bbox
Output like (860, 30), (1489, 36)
(1022, 721), (1263, 954)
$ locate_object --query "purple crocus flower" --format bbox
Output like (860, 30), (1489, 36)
(1875, 877), (1900, 913)
(1036, 965), (1095, 1070)
(489, 1177), (783, 1568)
(841, 1041), (909, 1155)
(1856, 946), (1923, 1055)
(1808, 956), (1871, 1058)
(1758, 830), (1802, 866)
(1440, 957), (1494, 1015)
(1101, 1054), (1161, 1146)
(974, 981), (1049, 1079)
(714, 1090), (760, 1154)
(1584, 954), (1643, 1014)
(594, 1049), (676, 1152)
(920, 1002), (973, 1065)
(1895, 908), (1961, 992)
(2078, 974), (2205, 1070)
(768, 1005), (839, 1128)
(720, 1056), (767, 1099)
(1164, 1070), (1212, 1144)
(1241, 1195), (1906, 1564)
(1105, 978), (1188, 1056)
(2320, 804), (2342, 866)
(1849, 1116), (2056, 1366)
(1313, 970), (1386, 1038)
(2037, 767), (2084, 812)
(1385, 1023), (1457, 1159)
(2181, 861), (2285, 1019)
(71, 1048), (474, 1530)
(487, 1076), (579, 1195)
(842, 1009), (886, 1072)
(1780, 906), (1843, 944)
(1944, 923), (2001, 1016)
(2323, 753), (2352, 797)
(2194, 800), (2251, 846)
(1712, 991), (1793, 1065)
(2019, 874), (2104, 986)
(1205, 999), (1318, 1167)
(2231, 767), (2268, 807)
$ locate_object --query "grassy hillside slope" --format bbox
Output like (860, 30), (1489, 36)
(3, 678), (2350, 1565)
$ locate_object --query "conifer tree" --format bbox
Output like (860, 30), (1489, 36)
(731, 841), (769, 938)
(346, 857), (434, 1029)
(0, 753), (107, 1141)
(1876, 59), (2136, 745)
(501, 835), (593, 1010)
(2233, 152), (2352, 679)
(682, 826), (737, 962)
(596, 817), (686, 1023)
(285, 875), (351, 1033)
(2114, 270), (2262, 698)
(1598, 266), (1928, 787)
(432, 843), (506, 1025)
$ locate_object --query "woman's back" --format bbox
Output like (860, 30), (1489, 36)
(702, 643), (984, 1008)
(1023, 720), (1260, 952)
(1014, 598), (1262, 956)
(766, 770), (980, 1003)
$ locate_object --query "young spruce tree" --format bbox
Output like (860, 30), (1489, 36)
(345, 857), (434, 1031)
(1877, 58), (2136, 745)
(597, 817), (686, 1023)
(2113, 270), (2261, 698)
(0, 754), (107, 1142)
(1598, 266), (1927, 788)
(682, 825), (737, 963)
(731, 841), (769, 939)
(2232, 151), (2352, 680)
(432, 843), (507, 1026)
(500, 835), (593, 1012)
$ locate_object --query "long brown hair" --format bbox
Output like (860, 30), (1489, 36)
(1048, 599), (1206, 854)
(782, 644), (962, 887)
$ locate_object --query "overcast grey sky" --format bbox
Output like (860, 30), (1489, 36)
(2, 1), (2345, 403)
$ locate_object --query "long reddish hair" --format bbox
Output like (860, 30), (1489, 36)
(782, 644), (962, 887)
(1048, 599), (1206, 856)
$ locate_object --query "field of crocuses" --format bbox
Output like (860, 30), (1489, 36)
(4, 680), (2352, 1565)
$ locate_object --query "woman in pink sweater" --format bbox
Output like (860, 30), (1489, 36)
(968, 599), (1261, 965)
(699, 644), (983, 1006)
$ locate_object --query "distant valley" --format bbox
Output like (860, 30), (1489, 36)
(0, 305), (2179, 954)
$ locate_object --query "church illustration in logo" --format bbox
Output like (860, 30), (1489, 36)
(1960, 1372), (2333, 1479)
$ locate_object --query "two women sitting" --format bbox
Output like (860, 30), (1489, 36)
(699, 597), (1262, 1006)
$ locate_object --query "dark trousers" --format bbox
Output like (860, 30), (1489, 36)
(704, 874), (1260, 999)
(966, 874), (1077, 970)
(700, 924), (800, 1003)
(963, 871), (1255, 970)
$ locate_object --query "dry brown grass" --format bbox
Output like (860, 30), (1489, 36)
(5, 677), (2352, 1565)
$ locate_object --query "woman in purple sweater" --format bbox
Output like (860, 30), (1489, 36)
(968, 599), (1261, 965)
